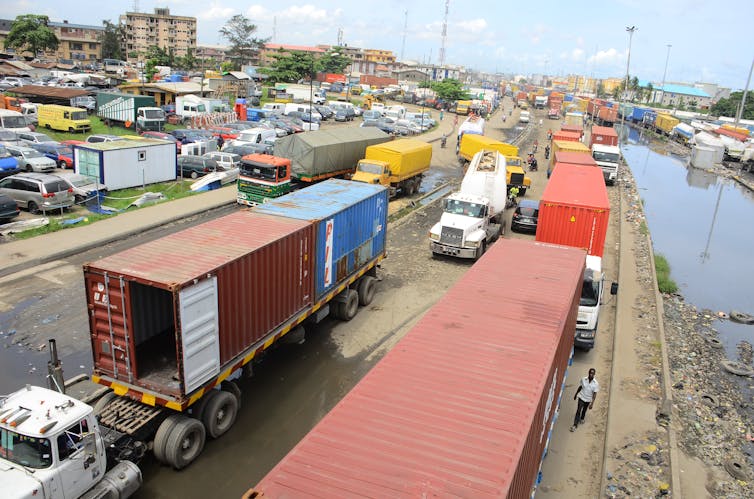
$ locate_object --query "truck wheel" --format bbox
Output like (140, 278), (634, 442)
(153, 414), (182, 464)
(519, 187), (527, 196)
(164, 416), (205, 470)
(202, 390), (238, 439)
(340, 289), (359, 321)
(221, 380), (242, 403)
(476, 241), (486, 260)
(92, 391), (117, 416)
(357, 276), (376, 306)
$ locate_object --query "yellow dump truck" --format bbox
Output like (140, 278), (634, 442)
(352, 138), (432, 197)
(458, 134), (531, 195)
(655, 113), (680, 135)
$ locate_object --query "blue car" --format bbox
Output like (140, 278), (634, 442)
(31, 142), (74, 169)
(0, 145), (21, 179)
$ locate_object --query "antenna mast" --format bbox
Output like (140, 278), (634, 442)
(439, 0), (449, 66)
(400, 10), (407, 61)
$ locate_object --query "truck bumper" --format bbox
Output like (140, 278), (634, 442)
(574, 328), (596, 350)
(602, 169), (617, 185)
(430, 241), (477, 259)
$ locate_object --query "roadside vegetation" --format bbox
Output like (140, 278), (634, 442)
(654, 254), (679, 294)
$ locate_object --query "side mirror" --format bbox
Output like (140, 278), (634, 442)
(610, 282), (619, 295)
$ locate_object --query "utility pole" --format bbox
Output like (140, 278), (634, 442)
(439, 0), (448, 67)
(400, 10), (407, 62)
(620, 26), (637, 131)
(659, 44), (671, 105)
(734, 56), (754, 129)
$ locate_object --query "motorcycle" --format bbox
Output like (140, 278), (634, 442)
(440, 135), (447, 148)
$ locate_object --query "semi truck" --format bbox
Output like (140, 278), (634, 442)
(1, 180), (389, 498)
(550, 139), (591, 171)
(534, 95), (548, 109)
(96, 92), (166, 131)
(535, 164), (615, 350)
(457, 134), (531, 195)
(351, 138), (432, 197)
(247, 238), (586, 498)
(236, 128), (391, 205)
(429, 149), (506, 260)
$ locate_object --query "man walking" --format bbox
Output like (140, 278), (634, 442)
(571, 368), (599, 431)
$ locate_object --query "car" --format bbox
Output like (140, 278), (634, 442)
(0, 129), (22, 146)
(86, 134), (124, 144)
(314, 105), (335, 120)
(223, 122), (254, 132)
(176, 155), (222, 179)
(207, 127), (239, 141)
(0, 145), (21, 179)
(221, 144), (272, 157)
(170, 129), (214, 145)
(6, 145), (56, 173)
(140, 131), (181, 152)
(333, 107), (356, 122)
(60, 139), (87, 148)
(0, 192), (20, 222)
(393, 119), (422, 136)
(59, 173), (107, 203)
(0, 172), (75, 213)
(203, 151), (242, 169)
(31, 142), (74, 169)
(288, 110), (321, 125)
(362, 110), (382, 121)
(17, 131), (56, 146)
(361, 117), (396, 134)
(511, 199), (540, 233)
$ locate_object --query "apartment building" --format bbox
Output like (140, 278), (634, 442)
(0, 18), (103, 63)
(120, 8), (196, 64)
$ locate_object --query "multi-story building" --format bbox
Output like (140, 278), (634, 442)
(120, 8), (196, 64)
(364, 49), (395, 65)
(258, 43), (325, 68)
(0, 18), (103, 64)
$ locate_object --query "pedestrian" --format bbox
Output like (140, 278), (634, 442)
(215, 134), (224, 150)
(571, 368), (599, 431)
(547, 129), (552, 141)
(544, 144), (550, 159)
(440, 133), (447, 148)
(440, 110), (444, 121)
(502, 114), (507, 123)
(453, 115), (459, 128)
(533, 139), (538, 153)
(538, 118), (543, 127)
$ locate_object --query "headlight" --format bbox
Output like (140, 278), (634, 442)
(467, 239), (481, 248)
(429, 232), (440, 241)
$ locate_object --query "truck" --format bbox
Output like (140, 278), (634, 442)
(429, 149), (506, 260)
(456, 114), (486, 153)
(590, 125), (621, 184)
(236, 127), (391, 205)
(97, 93), (165, 131)
(534, 95), (548, 109)
(519, 110), (531, 123)
(654, 113), (680, 135)
(457, 134), (531, 195)
(535, 164), (615, 349)
(455, 99), (472, 115)
(246, 238), (586, 499)
(175, 94), (229, 121)
(550, 139), (591, 171)
(351, 138), (432, 197)
(274, 83), (326, 105)
(37, 104), (91, 132)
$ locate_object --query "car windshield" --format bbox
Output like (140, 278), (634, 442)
(69, 176), (93, 187)
(2, 116), (27, 128)
(143, 109), (165, 119)
(24, 149), (44, 158)
(357, 161), (385, 175)
(444, 199), (485, 218)
(71, 111), (88, 121)
(56, 147), (73, 156)
(0, 429), (53, 469)
(240, 160), (278, 181)
(580, 272), (600, 306)
(517, 206), (538, 217)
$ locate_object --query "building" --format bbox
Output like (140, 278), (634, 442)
(364, 49), (396, 65)
(0, 18), (103, 64)
(196, 45), (228, 69)
(650, 83), (712, 109)
(258, 43), (325, 68)
(120, 8), (196, 64)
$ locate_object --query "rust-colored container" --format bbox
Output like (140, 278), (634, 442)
(716, 127), (748, 142)
(84, 211), (314, 401)
(590, 125), (619, 147)
(554, 151), (599, 168)
(552, 130), (581, 143)
(247, 239), (585, 499)
(536, 164), (610, 257)
(561, 123), (584, 138)
(597, 106), (618, 123)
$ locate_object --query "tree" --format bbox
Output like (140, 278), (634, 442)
(711, 91), (754, 119)
(429, 79), (469, 101)
(596, 82), (607, 99)
(645, 82), (654, 104)
(101, 20), (124, 60)
(175, 48), (197, 71)
(219, 14), (268, 69)
(318, 48), (350, 74)
(630, 76), (640, 102)
(258, 50), (318, 84)
(4, 15), (59, 57)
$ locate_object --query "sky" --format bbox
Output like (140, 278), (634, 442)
(5, 0), (754, 90)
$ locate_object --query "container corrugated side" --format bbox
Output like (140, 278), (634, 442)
(552, 130), (581, 143)
(249, 239), (585, 498)
(84, 211), (315, 399)
(253, 179), (388, 301)
(536, 164), (610, 257)
(590, 126), (619, 147)
(554, 151), (598, 168)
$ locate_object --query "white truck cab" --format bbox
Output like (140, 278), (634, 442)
(591, 144), (621, 185)
(575, 255), (608, 350)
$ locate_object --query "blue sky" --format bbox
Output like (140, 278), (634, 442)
(6, 0), (753, 89)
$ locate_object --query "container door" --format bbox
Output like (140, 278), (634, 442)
(179, 277), (220, 393)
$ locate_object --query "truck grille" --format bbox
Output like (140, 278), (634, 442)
(440, 226), (463, 245)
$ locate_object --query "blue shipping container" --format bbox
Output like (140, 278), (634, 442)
(564, 94), (574, 102)
(631, 107), (649, 123)
(253, 179), (388, 301)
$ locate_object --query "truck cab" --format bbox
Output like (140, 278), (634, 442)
(136, 107), (166, 131)
(352, 159), (391, 187)
(429, 193), (501, 259)
(575, 255), (608, 350)
(591, 144), (621, 185)
(237, 154), (292, 205)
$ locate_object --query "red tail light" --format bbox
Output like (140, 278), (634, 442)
(68, 188), (73, 193)
(42, 192), (55, 198)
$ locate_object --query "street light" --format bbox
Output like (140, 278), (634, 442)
(659, 44), (671, 106)
(309, 56), (314, 129)
(620, 25), (637, 131)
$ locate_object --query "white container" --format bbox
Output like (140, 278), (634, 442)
(690, 146), (715, 169)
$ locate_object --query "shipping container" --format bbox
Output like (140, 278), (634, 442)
(536, 164), (610, 257)
(716, 127), (748, 142)
(554, 151), (599, 168)
(552, 130), (581, 143)
(253, 179), (388, 301)
(458, 133), (518, 162)
(631, 107), (650, 123)
(561, 124), (584, 138)
(589, 126), (619, 147)
(550, 139), (591, 169)
(596, 106), (618, 125)
(654, 113), (680, 135)
(247, 238), (585, 499)
(564, 112), (584, 126)
(721, 124), (750, 137)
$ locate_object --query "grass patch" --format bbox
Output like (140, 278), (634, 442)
(36, 116), (180, 142)
(654, 254), (678, 294)
(639, 221), (649, 236)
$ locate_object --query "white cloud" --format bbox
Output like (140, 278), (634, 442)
(456, 19), (487, 32)
(197, 3), (235, 21)
(571, 48), (585, 62)
(588, 48), (624, 66)
(246, 5), (269, 20)
(278, 5), (329, 22)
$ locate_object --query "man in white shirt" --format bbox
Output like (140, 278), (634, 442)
(571, 368), (599, 432)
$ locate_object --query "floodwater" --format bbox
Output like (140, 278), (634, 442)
(623, 127), (754, 357)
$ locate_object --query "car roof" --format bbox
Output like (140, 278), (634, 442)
(517, 199), (540, 209)
(11, 172), (63, 181)
(7, 144), (36, 152)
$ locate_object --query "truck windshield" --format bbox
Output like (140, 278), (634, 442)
(0, 429), (52, 469)
(357, 162), (385, 175)
(1, 116), (27, 128)
(241, 161), (278, 181)
(592, 151), (620, 163)
(444, 199), (485, 218)
(143, 109), (166, 119)
(580, 274), (600, 306)
(71, 111), (88, 120)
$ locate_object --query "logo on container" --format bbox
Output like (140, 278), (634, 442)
(324, 219), (334, 287)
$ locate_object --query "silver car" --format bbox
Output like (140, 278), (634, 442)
(6, 145), (56, 173)
(0, 172), (74, 213)
(60, 173), (107, 203)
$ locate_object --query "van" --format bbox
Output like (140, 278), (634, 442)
(519, 110), (531, 123)
(0, 172), (74, 213)
(384, 105), (406, 119)
(232, 128), (278, 147)
(0, 109), (32, 132)
(38, 104), (92, 133)
(262, 103), (285, 114)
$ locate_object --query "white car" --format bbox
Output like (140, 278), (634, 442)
(203, 151), (242, 169)
(6, 145), (56, 173)
(60, 173), (107, 203)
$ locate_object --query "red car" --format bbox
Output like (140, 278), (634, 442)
(207, 127), (239, 141)
(140, 131), (181, 152)
(60, 140), (87, 148)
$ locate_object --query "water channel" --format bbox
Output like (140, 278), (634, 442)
(623, 126), (754, 359)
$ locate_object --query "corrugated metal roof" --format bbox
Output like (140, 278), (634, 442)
(254, 238), (585, 497)
(12, 85), (89, 99)
(77, 139), (167, 151)
(656, 84), (710, 98)
(87, 211), (311, 286)
(542, 164), (609, 209)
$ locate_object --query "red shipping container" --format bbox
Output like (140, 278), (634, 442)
(590, 125), (619, 147)
(716, 127), (748, 142)
(598, 107), (618, 123)
(552, 130), (581, 143)
(561, 124), (584, 138)
(536, 164), (610, 257)
(84, 211), (314, 401)
(248, 239), (585, 499)
(359, 74), (398, 88)
(554, 151), (599, 168)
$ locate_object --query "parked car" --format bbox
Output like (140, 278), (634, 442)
(86, 134), (124, 143)
(314, 105), (335, 120)
(393, 119), (422, 136)
(223, 122), (254, 132)
(176, 155), (221, 179)
(6, 145), (56, 173)
(0, 192), (20, 222)
(0, 129), (22, 146)
(203, 151), (242, 169)
(361, 117), (396, 134)
(0, 172), (75, 213)
(511, 199), (540, 233)
(207, 127), (240, 141)
(170, 129), (215, 145)
(288, 110), (321, 124)
(31, 142), (74, 169)
(222, 141), (274, 157)
(17, 131), (56, 146)
(362, 110), (382, 121)
(140, 130), (181, 152)
(59, 173), (107, 203)
(60, 139), (87, 148)
(0, 145), (21, 179)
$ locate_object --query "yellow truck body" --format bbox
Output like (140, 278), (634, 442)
(456, 100), (472, 115)
(655, 113), (680, 135)
(550, 139), (591, 168)
(37, 104), (91, 132)
(352, 138), (432, 197)
(721, 124), (749, 136)
(458, 134), (531, 194)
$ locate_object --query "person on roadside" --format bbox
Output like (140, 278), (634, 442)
(533, 139), (539, 153)
(440, 110), (444, 121)
(544, 144), (550, 160)
(571, 368), (599, 431)
(508, 185), (519, 206)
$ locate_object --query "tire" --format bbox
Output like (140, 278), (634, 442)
(92, 391), (117, 416)
(164, 417), (205, 470)
(68, 128), (74, 133)
(340, 289), (359, 321)
(730, 310), (754, 325)
(221, 380), (242, 404)
(153, 414), (182, 464)
(476, 241), (486, 260)
(57, 159), (67, 169)
(190, 171), (198, 179)
(27, 201), (39, 214)
(201, 390), (238, 439)
(45, 124), (51, 129)
(357, 276), (376, 306)
(519, 187), (527, 196)
(26, 164), (33, 172)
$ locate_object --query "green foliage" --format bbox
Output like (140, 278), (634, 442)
(258, 50), (318, 84)
(596, 82), (606, 99)
(220, 61), (234, 73)
(654, 254), (679, 294)
(219, 14), (268, 69)
(428, 79), (468, 101)
(319, 48), (351, 73)
(711, 91), (754, 119)
(4, 15), (59, 56)
(100, 20), (124, 60)
(175, 48), (197, 71)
